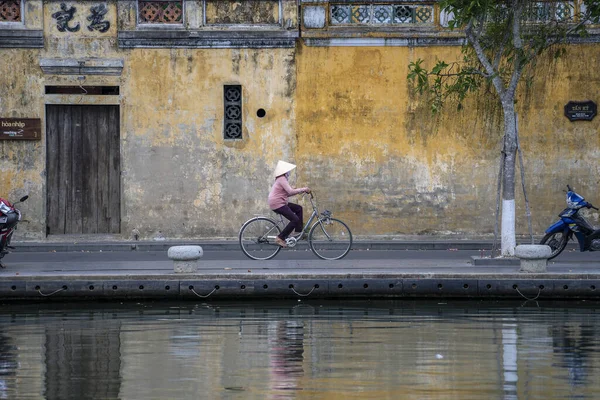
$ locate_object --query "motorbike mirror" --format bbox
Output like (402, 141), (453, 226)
(19, 195), (28, 202)
(567, 185), (573, 192)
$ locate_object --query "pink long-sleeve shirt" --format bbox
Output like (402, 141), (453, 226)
(268, 176), (308, 210)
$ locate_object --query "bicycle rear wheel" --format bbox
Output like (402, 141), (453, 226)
(239, 217), (282, 260)
(308, 218), (352, 260)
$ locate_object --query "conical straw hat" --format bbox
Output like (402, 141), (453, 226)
(274, 160), (296, 177)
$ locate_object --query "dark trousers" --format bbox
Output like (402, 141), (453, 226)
(273, 203), (303, 239)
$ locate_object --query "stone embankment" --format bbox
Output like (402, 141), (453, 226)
(1, 240), (598, 301)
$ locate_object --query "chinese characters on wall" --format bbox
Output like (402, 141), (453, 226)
(51, 3), (110, 33)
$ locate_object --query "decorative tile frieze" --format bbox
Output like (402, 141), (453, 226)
(330, 3), (434, 25)
(301, 0), (600, 46)
(526, 1), (574, 22)
(205, 0), (280, 25)
(120, 1), (296, 48)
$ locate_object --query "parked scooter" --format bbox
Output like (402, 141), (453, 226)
(0, 195), (28, 268)
(541, 185), (600, 259)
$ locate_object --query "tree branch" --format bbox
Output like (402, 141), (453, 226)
(493, 26), (512, 72)
(512, 0), (524, 50)
(465, 20), (506, 97)
(506, 0), (524, 100)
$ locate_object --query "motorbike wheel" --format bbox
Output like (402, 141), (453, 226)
(0, 235), (6, 258)
(0, 236), (5, 268)
(540, 231), (569, 260)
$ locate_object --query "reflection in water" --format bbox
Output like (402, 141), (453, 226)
(552, 322), (596, 394)
(502, 323), (518, 400)
(0, 300), (599, 399)
(44, 321), (121, 400)
(268, 320), (304, 398)
(0, 333), (17, 400)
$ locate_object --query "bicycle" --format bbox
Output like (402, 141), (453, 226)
(239, 193), (352, 261)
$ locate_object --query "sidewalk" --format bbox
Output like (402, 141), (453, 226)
(11, 237), (510, 252)
(1, 238), (598, 301)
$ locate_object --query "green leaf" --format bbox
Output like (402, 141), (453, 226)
(431, 62), (449, 75)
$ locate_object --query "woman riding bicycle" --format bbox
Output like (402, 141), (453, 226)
(268, 160), (311, 248)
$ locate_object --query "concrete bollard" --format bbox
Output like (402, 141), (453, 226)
(515, 245), (551, 273)
(168, 245), (203, 273)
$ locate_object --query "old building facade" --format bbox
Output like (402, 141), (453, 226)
(0, 0), (599, 240)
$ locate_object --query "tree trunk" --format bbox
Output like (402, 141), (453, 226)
(501, 100), (518, 256)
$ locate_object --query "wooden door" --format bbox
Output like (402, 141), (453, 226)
(46, 105), (120, 234)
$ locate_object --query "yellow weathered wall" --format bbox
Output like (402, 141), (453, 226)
(295, 44), (600, 237)
(1, 1), (298, 239)
(120, 48), (297, 238)
(0, 49), (44, 237)
(1, 1), (600, 240)
(0, 0), (44, 238)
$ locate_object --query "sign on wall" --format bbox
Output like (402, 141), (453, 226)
(564, 101), (597, 122)
(0, 118), (41, 140)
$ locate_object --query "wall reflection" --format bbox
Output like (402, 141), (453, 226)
(0, 332), (17, 400)
(0, 301), (598, 399)
(44, 320), (122, 400)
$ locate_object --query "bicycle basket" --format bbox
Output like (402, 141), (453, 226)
(321, 210), (332, 218)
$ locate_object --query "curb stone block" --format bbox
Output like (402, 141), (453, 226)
(168, 245), (203, 273)
(516, 245), (551, 273)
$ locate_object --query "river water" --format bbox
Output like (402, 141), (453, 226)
(0, 299), (599, 399)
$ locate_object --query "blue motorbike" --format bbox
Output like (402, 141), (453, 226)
(541, 185), (600, 259)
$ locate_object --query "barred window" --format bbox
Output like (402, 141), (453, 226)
(0, 1), (21, 22)
(224, 85), (242, 140)
(138, 1), (183, 24)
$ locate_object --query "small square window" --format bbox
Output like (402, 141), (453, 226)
(0, 1), (21, 22)
(224, 85), (242, 140)
(138, 1), (183, 24)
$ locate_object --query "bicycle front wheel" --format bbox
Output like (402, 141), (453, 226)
(308, 218), (352, 260)
(239, 217), (282, 260)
